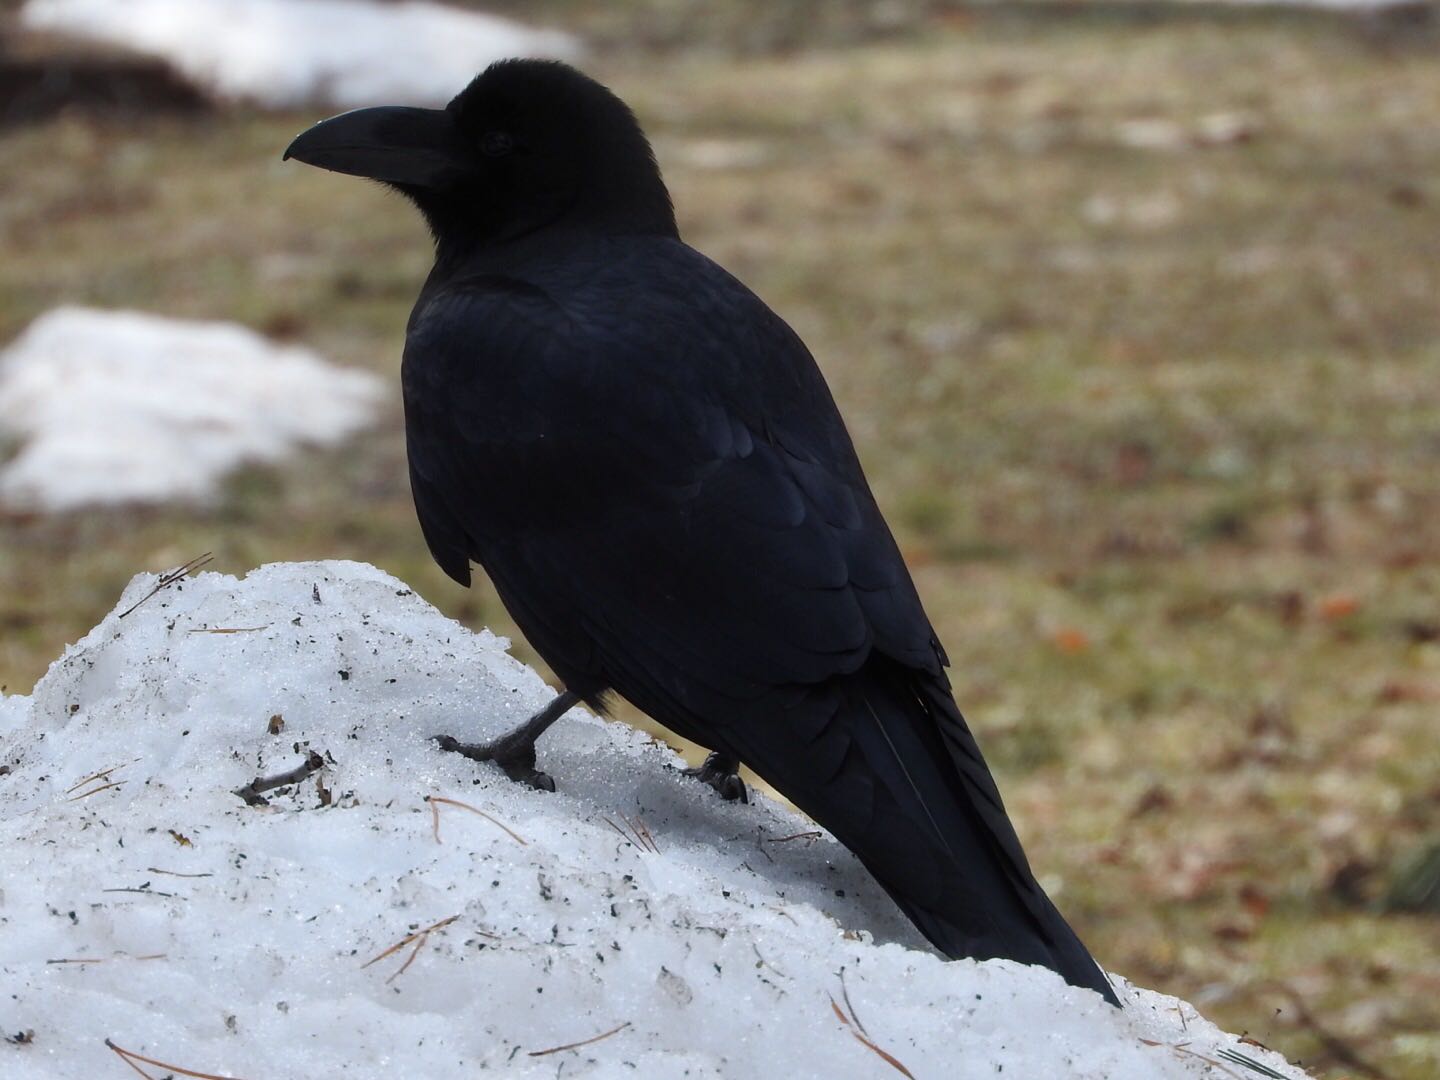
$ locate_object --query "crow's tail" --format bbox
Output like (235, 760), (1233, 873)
(728, 655), (1118, 1004)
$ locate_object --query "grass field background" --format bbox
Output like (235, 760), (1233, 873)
(2, 4), (1438, 1076)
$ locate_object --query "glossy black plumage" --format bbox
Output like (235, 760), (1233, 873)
(286, 59), (1115, 1003)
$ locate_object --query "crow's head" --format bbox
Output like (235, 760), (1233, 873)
(284, 60), (676, 244)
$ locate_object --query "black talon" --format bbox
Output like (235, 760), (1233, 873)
(683, 751), (748, 803)
(433, 690), (578, 792)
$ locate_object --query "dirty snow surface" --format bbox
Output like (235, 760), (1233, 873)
(0, 561), (1310, 1078)
(0, 307), (383, 511)
(20, 0), (580, 109)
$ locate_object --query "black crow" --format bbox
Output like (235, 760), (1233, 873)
(285, 59), (1116, 1003)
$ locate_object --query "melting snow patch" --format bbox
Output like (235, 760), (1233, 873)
(0, 307), (383, 511)
(0, 559), (1311, 1078)
(20, 0), (580, 110)
(1207, 0), (1422, 7)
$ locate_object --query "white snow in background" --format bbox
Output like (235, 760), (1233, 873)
(1207, 0), (1422, 7)
(20, 0), (580, 110)
(0, 307), (383, 512)
(0, 560), (1311, 1079)
(1060, 0), (1420, 8)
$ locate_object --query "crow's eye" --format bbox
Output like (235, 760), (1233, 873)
(480, 131), (515, 157)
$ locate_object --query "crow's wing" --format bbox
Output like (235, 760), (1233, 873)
(402, 243), (942, 703)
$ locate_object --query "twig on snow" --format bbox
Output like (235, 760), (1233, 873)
(625, 813), (659, 853)
(830, 993), (914, 1078)
(118, 553), (213, 619)
(67, 780), (124, 801)
(426, 794), (527, 845)
(838, 967), (869, 1038)
(600, 816), (637, 850)
(101, 886), (182, 899)
(233, 751), (324, 806)
(65, 761), (135, 794)
(528, 1021), (632, 1058)
(1215, 1047), (1290, 1078)
(105, 1038), (247, 1080)
(361, 914), (460, 983)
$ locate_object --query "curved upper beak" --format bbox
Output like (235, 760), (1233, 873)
(283, 106), (477, 189)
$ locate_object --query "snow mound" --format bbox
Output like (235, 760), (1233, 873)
(0, 561), (1309, 1078)
(20, 0), (580, 110)
(0, 307), (383, 511)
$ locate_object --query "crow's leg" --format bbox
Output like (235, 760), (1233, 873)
(683, 751), (747, 803)
(434, 690), (580, 792)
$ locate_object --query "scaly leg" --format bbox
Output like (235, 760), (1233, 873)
(434, 690), (580, 791)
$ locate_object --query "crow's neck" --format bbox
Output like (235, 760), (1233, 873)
(412, 174), (678, 276)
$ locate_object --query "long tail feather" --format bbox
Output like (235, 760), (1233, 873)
(727, 656), (1118, 1004)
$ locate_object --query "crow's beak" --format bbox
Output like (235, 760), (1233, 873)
(283, 106), (477, 188)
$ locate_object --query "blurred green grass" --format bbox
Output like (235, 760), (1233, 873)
(2, 6), (1439, 1076)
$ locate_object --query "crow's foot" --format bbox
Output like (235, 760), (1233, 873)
(431, 690), (581, 793)
(433, 733), (556, 792)
(682, 752), (747, 803)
